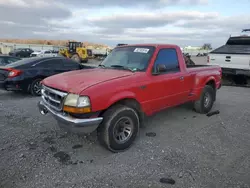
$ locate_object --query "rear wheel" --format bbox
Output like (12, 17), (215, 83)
(71, 54), (81, 63)
(30, 78), (43, 96)
(97, 104), (140, 152)
(193, 85), (215, 114)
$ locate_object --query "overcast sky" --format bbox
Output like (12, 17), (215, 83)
(0, 0), (250, 48)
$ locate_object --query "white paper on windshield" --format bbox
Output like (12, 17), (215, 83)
(134, 48), (149, 53)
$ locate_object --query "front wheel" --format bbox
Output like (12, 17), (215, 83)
(71, 54), (81, 63)
(193, 85), (215, 114)
(97, 104), (140, 152)
(82, 59), (88, 63)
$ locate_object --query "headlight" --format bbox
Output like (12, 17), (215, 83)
(63, 94), (91, 114)
(64, 94), (90, 107)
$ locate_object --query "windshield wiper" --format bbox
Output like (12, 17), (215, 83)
(110, 65), (135, 72)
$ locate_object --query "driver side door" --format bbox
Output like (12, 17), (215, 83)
(147, 48), (186, 112)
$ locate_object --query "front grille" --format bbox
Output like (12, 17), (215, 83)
(30, 54), (37, 57)
(41, 85), (67, 111)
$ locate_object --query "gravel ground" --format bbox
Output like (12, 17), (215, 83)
(0, 85), (250, 188)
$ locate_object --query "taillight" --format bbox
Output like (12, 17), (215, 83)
(207, 56), (210, 63)
(8, 69), (22, 78)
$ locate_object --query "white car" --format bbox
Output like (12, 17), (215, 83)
(30, 50), (58, 57)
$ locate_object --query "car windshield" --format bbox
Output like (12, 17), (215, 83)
(100, 46), (155, 71)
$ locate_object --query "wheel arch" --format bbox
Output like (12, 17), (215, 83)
(205, 79), (216, 90)
(205, 78), (216, 101)
(27, 76), (46, 92)
(99, 98), (145, 125)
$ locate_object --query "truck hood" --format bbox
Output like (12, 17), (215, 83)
(42, 68), (134, 94)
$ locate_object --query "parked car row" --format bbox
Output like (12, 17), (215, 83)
(0, 56), (95, 96)
(8, 48), (60, 58)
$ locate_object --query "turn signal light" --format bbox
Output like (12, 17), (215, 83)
(63, 106), (91, 114)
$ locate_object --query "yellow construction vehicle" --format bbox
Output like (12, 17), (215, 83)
(59, 42), (92, 63)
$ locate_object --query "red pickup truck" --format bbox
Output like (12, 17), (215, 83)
(38, 44), (222, 152)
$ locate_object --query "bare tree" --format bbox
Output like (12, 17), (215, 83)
(202, 43), (212, 50)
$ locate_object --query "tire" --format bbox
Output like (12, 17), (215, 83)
(71, 54), (81, 63)
(30, 78), (43, 96)
(97, 104), (140, 152)
(193, 85), (215, 114)
(82, 59), (88, 63)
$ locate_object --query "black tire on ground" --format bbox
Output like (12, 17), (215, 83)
(30, 78), (43, 96)
(97, 104), (140, 152)
(193, 85), (215, 114)
(71, 54), (81, 63)
(82, 59), (88, 63)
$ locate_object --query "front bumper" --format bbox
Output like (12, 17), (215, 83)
(37, 100), (103, 134)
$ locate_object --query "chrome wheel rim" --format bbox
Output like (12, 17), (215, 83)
(204, 92), (211, 108)
(113, 117), (133, 144)
(33, 81), (42, 95)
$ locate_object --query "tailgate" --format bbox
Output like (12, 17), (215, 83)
(208, 53), (250, 70)
(0, 67), (9, 81)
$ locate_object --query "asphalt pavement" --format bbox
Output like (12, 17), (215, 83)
(0, 85), (250, 188)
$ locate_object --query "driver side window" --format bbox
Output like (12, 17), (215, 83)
(153, 48), (180, 74)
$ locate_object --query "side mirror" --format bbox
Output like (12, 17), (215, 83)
(157, 64), (167, 72)
(152, 64), (167, 75)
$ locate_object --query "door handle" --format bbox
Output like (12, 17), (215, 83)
(180, 76), (184, 80)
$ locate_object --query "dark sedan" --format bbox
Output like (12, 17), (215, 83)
(9, 48), (34, 58)
(0, 55), (21, 66)
(0, 57), (95, 96)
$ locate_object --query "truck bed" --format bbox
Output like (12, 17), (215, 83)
(186, 64), (210, 68)
(186, 64), (220, 72)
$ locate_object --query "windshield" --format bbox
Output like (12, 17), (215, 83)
(100, 46), (155, 71)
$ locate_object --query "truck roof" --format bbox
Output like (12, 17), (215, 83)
(116, 44), (179, 48)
